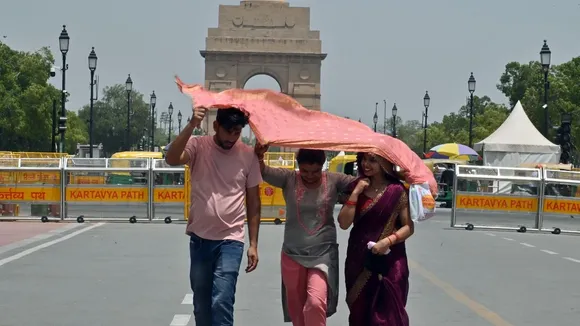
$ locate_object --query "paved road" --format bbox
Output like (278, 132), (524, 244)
(1, 209), (580, 325)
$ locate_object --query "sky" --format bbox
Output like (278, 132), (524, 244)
(2, 0), (579, 137)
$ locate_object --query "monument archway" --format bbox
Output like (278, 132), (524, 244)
(199, 0), (326, 136)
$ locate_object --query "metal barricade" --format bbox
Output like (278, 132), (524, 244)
(451, 165), (542, 232)
(540, 169), (580, 234)
(63, 158), (150, 223)
(0, 158), (62, 221)
(151, 159), (186, 224)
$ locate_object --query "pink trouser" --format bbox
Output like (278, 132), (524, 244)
(281, 252), (328, 326)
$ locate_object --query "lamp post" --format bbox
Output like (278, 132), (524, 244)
(383, 100), (387, 134)
(392, 103), (398, 138)
(125, 74), (133, 150)
(167, 102), (174, 144)
(468, 72), (476, 148)
(58, 25), (69, 153)
(540, 40), (551, 137)
(178, 110), (183, 133)
(88, 47), (97, 158)
(150, 91), (156, 151)
(423, 91), (430, 155)
(373, 102), (378, 132)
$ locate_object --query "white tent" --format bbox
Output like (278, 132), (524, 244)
(474, 101), (561, 167)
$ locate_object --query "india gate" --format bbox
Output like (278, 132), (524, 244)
(199, 0), (326, 136)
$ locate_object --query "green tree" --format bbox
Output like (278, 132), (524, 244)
(423, 95), (509, 150)
(497, 57), (580, 161)
(0, 42), (86, 153)
(497, 58), (580, 138)
(78, 84), (158, 156)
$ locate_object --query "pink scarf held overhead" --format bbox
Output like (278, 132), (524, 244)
(175, 76), (437, 196)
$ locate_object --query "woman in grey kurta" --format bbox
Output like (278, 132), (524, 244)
(255, 145), (356, 325)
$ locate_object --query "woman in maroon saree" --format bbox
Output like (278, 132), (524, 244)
(338, 153), (414, 326)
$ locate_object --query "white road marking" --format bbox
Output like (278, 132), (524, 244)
(503, 237), (515, 241)
(520, 242), (535, 248)
(0, 223), (105, 268)
(541, 250), (558, 255)
(0, 223), (81, 255)
(485, 233), (496, 237)
(170, 314), (191, 326)
(181, 293), (193, 305)
(563, 257), (580, 264)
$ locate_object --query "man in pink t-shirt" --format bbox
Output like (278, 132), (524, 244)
(166, 107), (262, 326)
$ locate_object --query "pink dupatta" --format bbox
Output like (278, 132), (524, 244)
(175, 77), (437, 196)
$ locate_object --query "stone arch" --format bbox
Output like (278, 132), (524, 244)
(240, 70), (285, 93)
(199, 0), (326, 137)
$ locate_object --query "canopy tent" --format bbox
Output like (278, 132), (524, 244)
(474, 101), (560, 167)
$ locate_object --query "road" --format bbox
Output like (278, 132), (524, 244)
(1, 208), (580, 325)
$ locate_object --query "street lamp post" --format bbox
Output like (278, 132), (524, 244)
(88, 47), (97, 158)
(178, 111), (183, 133)
(373, 102), (378, 132)
(423, 91), (430, 155)
(150, 91), (156, 151)
(468, 72), (476, 148)
(125, 74), (133, 150)
(383, 100), (387, 134)
(58, 25), (69, 153)
(540, 40), (551, 137)
(392, 103), (398, 138)
(167, 103), (174, 144)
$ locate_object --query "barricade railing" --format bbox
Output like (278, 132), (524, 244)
(151, 159), (186, 224)
(0, 158), (63, 221)
(451, 165), (543, 232)
(451, 164), (580, 235)
(540, 169), (580, 234)
(63, 158), (151, 223)
(0, 157), (284, 225)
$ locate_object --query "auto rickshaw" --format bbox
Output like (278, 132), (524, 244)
(328, 152), (357, 175)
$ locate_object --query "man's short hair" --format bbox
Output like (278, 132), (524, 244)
(216, 108), (249, 130)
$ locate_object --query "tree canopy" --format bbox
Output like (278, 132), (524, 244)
(497, 58), (580, 146)
(77, 85), (170, 156)
(0, 42), (87, 153)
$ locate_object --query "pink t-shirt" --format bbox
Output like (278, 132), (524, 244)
(184, 136), (262, 242)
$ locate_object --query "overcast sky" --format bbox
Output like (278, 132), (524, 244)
(2, 0), (579, 133)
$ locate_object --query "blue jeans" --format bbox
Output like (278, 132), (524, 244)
(189, 233), (244, 326)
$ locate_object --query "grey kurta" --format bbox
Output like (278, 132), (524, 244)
(262, 166), (355, 322)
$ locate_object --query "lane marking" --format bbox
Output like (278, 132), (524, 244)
(541, 250), (558, 255)
(170, 314), (191, 326)
(409, 259), (515, 326)
(485, 233), (496, 237)
(503, 237), (515, 241)
(563, 257), (580, 264)
(0, 223), (81, 255)
(520, 242), (535, 248)
(0, 223), (105, 268)
(181, 293), (193, 305)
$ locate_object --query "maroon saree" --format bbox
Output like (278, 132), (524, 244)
(344, 180), (410, 326)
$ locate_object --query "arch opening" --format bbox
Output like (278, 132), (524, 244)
(242, 74), (283, 147)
